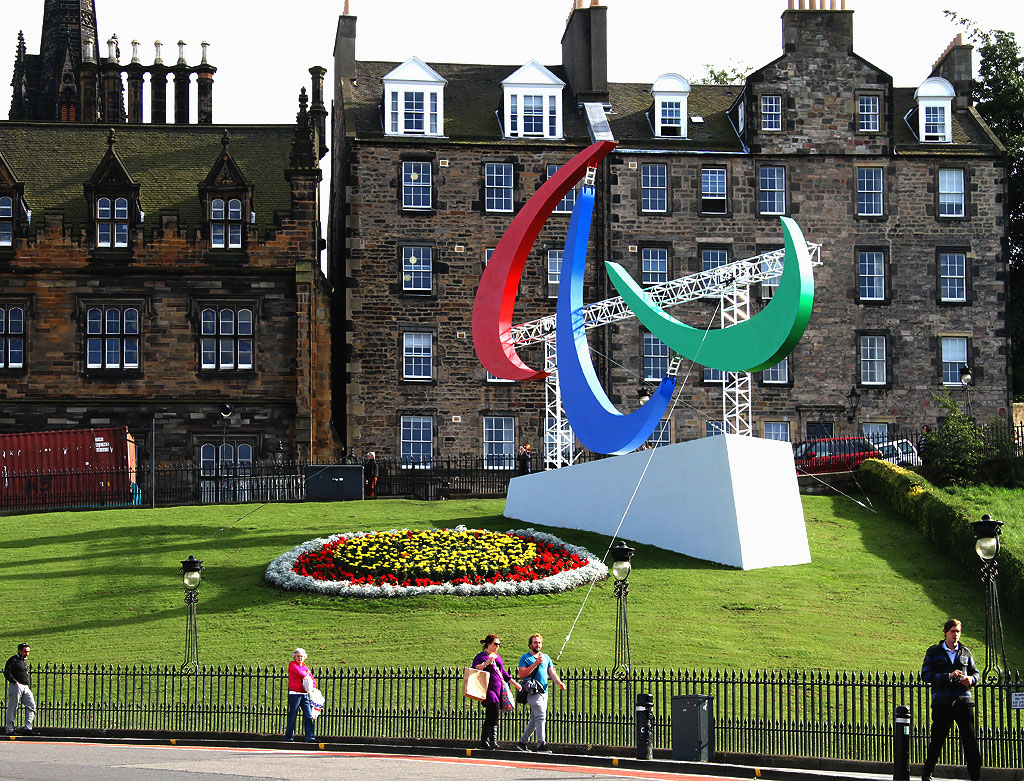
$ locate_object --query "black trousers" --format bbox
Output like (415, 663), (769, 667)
(923, 698), (981, 781)
(480, 702), (499, 745)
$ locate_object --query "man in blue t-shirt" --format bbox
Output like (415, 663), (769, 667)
(516, 634), (565, 753)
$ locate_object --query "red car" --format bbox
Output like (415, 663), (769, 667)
(792, 437), (882, 474)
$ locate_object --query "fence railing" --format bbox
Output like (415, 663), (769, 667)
(6, 664), (1022, 767)
(4, 423), (1024, 514)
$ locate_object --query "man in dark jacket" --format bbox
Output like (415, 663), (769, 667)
(920, 619), (981, 781)
(4, 643), (35, 735)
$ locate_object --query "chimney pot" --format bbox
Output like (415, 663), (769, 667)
(177, 40), (187, 65)
(154, 40), (163, 64)
(201, 41), (210, 64)
(131, 40), (140, 63)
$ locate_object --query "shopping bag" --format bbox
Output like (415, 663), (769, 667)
(309, 687), (325, 720)
(499, 680), (515, 711)
(462, 667), (490, 701)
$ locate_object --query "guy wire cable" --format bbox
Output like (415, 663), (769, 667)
(555, 300), (721, 663)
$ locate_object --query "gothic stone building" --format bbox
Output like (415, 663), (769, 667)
(2, 0), (338, 465)
(331, 0), (1010, 464)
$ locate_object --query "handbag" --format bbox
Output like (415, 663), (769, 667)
(499, 679), (515, 711)
(309, 687), (325, 720)
(462, 666), (490, 702)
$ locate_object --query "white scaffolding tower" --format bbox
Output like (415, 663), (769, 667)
(513, 242), (822, 468)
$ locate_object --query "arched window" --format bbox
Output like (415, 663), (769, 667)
(0, 305), (25, 369)
(95, 196), (129, 248)
(85, 306), (139, 370)
(0, 196), (13, 246)
(210, 196), (244, 250)
(200, 306), (255, 370)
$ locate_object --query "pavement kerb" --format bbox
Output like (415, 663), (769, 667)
(6, 731), (1022, 781)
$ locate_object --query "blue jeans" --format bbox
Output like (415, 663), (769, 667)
(285, 693), (315, 742)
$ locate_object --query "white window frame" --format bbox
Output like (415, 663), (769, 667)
(210, 197), (243, 250)
(704, 367), (725, 384)
(761, 95), (782, 131)
(485, 163), (514, 213)
(858, 95), (880, 132)
(941, 336), (968, 386)
(0, 305), (25, 369)
(762, 356), (789, 385)
(859, 334), (887, 386)
(382, 57), (446, 138)
(402, 332), (433, 380)
(759, 166), (785, 215)
(764, 421), (791, 442)
(857, 167), (884, 217)
(547, 249), (562, 298)
(501, 61), (564, 140)
(483, 416), (515, 469)
(201, 306), (254, 370)
(706, 420), (726, 437)
(86, 306), (140, 370)
(96, 196), (129, 248)
(548, 164), (576, 214)
(641, 163), (668, 213)
(0, 195), (13, 247)
(647, 420), (671, 447)
(402, 161), (433, 210)
(701, 167), (727, 214)
(939, 252), (967, 302)
(858, 251), (886, 301)
(915, 78), (954, 143)
(760, 253), (782, 300)
(401, 415), (434, 467)
(861, 422), (889, 442)
(651, 73), (691, 138)
(641, 247), (668, 286)
(939, 168), (965, 218)
(402, 246), (433, 293)
(643, 332), (669, 380)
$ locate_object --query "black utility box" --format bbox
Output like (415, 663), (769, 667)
(303, 465), (364, 500)
(671, 694), (714, 761)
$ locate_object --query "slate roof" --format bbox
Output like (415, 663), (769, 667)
(0, 123), (297, 239)
(349, 61), (997, 156)
(351, 61), (743, 151)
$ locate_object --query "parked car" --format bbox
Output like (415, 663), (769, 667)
(877, 439), (922, 467)
(792, 437), (883, 474)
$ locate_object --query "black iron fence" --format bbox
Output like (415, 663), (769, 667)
(5, 664), (1023, 766)
(4, 424), (1024, 514)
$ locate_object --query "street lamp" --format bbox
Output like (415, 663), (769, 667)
(610, 541), (635, 679)
(971, 515), (1008, 681)
(180, 554), (204, 674)
(846, 385), (861, 423)
(960, 365), (974, 420)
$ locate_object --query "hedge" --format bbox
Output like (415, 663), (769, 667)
(858, 459), (1023, 617)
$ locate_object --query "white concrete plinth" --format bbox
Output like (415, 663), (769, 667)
(504, 434), (810, 570)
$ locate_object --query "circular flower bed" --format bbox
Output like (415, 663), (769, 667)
(265, 526), (607, 597)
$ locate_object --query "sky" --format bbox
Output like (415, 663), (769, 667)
(4, 0), (1024, 246)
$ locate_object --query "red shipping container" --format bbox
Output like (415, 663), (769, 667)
(0, 427), (139, 509)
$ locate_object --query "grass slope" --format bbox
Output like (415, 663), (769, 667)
(3, 495), (1021, 672)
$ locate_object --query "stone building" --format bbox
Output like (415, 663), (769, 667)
(330, 0), (1010, 464)
(2, 1), (338, 465)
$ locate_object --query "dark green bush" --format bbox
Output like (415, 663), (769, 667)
(859, 459), (1023, 617)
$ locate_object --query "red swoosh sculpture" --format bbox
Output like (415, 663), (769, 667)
(472, 140), (617, 381)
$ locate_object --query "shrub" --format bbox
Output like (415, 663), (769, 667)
(922, 393), (987, 485)
(859, 459), (1023, 617)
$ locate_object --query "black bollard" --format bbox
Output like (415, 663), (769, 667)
(635, 692), (654, 760)
(893, 704), (911, 781)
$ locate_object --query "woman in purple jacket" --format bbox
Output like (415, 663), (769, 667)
(471, 634), (521, 749)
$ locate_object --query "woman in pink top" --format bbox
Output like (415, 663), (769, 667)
(284, 647), (316, 742)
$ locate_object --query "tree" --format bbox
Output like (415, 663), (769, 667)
(694, 63), (751, 85)
(947, 12), (1024, 396)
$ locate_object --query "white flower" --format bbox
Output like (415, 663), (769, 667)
(264, 527), (609, 598)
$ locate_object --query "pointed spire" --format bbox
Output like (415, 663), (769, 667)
(221, 128), (230, 148)
(290, 88), (316, 169)
(107, 128), (116, 149)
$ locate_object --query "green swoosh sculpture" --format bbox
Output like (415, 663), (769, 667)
(605, 216), (814, 373)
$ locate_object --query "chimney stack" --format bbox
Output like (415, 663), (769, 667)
(561, 0), (609, 106)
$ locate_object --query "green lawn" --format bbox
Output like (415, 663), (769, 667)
(3, 494), (1021, 672)
(938, 483), (1024, 554)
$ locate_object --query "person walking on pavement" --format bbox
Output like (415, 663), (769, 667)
(4, 643), (35, 735)
(471, 634), (520, 750)
(920, 619), (981, 781)
(516, 633), (565, 753)
(363, 451), (379, 498)
(284, 647), (317, 743)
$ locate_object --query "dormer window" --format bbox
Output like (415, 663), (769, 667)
(651, 74), (691, 138)
(501, 60), (564, 140)
(211, 198), (244, 249)
(96, 197), (130, 247)
(0, 196), (12, 246)
(383, 57), (447, 137)
(914, 77), (955, 143)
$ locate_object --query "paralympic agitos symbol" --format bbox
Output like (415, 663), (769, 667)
(472, 140), (815, 456)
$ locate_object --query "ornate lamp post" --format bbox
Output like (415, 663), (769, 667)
(610, 541), (635, 679)
(846, 385), (861, 424)
(972, 515), (1008, 681)
(180, 555), (204, 674)
(959, 365), (974, 420)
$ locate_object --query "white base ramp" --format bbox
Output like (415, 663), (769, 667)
(504, 434), (810, 570)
